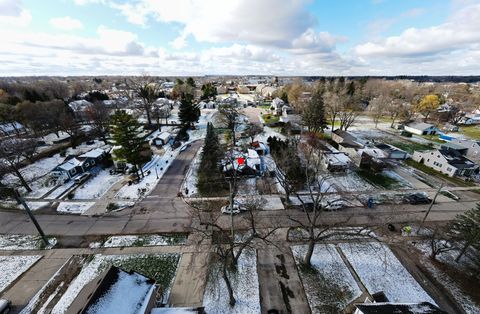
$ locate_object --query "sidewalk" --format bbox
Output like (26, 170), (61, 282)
(82, 178), (128, 216)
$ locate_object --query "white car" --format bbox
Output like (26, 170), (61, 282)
(220, 202), (247, 215)
(74, 172), (91, 184)
(324, 200), (346, 211)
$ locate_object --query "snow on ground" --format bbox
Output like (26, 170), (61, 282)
(56, 202), (94, 214)
(73, 168), (122, 199)
(383, 169), (413, 188)
(0, 255), (42, 293)
(291, 244), (362, 313)
(2, 201), (50, 211)
(114, 145), (180, 200)
(339, 242), (435, 303)
(46, 180), (75, 199)
(103, 234), (187, 247)
(86, 271), (154, 314)
(237, 178), (259, 196)
(326, 171), (375, 192)
(203, 249), (260, 314)
(51, 253), (180, 314)
(20, 259), (69, 314)
(182, 147), (202, 197)
(414, 242), (480, 314)
(0, 234), (57, 250)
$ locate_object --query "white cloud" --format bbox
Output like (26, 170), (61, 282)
(111, 0), (317, 48)
(49, 16), (83, 31)
(0, 0), (31, 28)
(355, 3), (480, 58)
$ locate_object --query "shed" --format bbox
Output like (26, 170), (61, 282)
(404, 122), (438, 135)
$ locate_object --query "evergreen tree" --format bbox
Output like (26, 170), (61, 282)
(302, 87), (327, 133)
(178, 92), (200, 128)
(449, 203), (480, 262)
(110, 110), (151, 177)
(197, 123), (225, 195)
(186, 77), (196, 87)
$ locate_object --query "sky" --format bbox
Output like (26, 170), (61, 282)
(1, 0), (480, 76)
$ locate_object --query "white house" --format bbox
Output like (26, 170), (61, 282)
(270, 97), (285, 115)
(412, 148), (478, 177)
(404, 122), (438, 135)
(152, 132), (172, 146)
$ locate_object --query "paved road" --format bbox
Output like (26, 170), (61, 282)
(0, 141), (203, 236)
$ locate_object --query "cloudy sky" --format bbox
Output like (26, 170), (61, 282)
(1, 0), (480, 76)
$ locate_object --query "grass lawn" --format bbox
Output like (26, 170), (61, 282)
(262, 113), (280, 124)
(460, 125), (480, 139)
(390, 141), (433, 153)
(404, 159), (476, 187)
(356, 169), (400, 189)
(258, 105), (271, 110)
(421, 134), (445, 144)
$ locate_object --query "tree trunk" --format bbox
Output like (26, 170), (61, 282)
(222, 260), (236, 307)
(303, 238), (315, 266)
(145, 103), (152, 126)
(455, 242), (470, 262)
(12, 166), (32, 192)
(139, 164), (145, 178)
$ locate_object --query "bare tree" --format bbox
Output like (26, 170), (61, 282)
(125, 75), (161, 127)
(0, 138), (37, 192)
(188, 198), (278, 307)
(86, 102), (110, 144)
(244, 123), (263, 143)
(217, 105), (242, 147)
(369, 94), (391, 128)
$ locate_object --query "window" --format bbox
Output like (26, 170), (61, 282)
(447, 167), (452, 171)
(70, 168), (76, 175)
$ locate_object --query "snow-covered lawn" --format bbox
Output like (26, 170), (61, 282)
(414, 242), (480, 314)
(115, 145), (180, 200)
(45, 180), (75, 199)
(203, 249), (260, 314)
(291, 244), (362, 313)
(73, 168), (122, 199)
(103, 234), (187, 247)
(326, 171), (375, 192)
(56, 202), (94, 214)
(182, 147), (202, 197)
(51, 253), (181, 314)
(0, 255), (42, 293)
(339, 242), (435, 303)
(0, 234), (57, 250)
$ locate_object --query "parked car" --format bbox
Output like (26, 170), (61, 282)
(324, 200), (346, 211)
(221, 202), (247, 215)
(404, 193), (431, 205)
(74, 172), (91, 184)
(180, 145), (188, 152)
(0, 299), (11, 314)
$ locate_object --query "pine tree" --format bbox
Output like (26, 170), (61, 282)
(302, 87), (327, 133)
(197, 123), (225, 195)
(110, 110), (151, 177)
(449, 203), (480, 262)
(178, 92), (200, 128)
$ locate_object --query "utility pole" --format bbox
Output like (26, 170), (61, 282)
(419, 183), (444, 233)
(0, 188), (50, 246)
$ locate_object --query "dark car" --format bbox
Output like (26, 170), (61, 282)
(404, 193), (431, 205)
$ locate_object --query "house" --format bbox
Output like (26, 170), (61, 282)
(250, 141), (269, 156)
(223, 149), (262, 177)
(459, 114), (480, 125)
(354, 302), (447, 314)
(67, 266), (158, 314)
(152, 132), (172, 146)
(354, 291), (447, 314)
(412, 148), (478, 177)
(68, 99), (94, 121)
(0, 122), (25, 136)
(270, 97), (285, 115)
(216, 85), (227, 94)
(404, 122), (438, 135)
(332, 130), (360, 145)
(375, 143), (409, 160)
(358, 148), (388, 171)
(52, 148), (108, 181)
(323, 152), (351, 172)
(451, 138), (480, 161)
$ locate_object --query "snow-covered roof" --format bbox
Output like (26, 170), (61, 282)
(0, 122), (24, 133)
(82, 267), (156, 314)
(359, 148), (387, 159)
(58, 158), (83, 171)
(155, 132), (172, 142)
(79, 148), (106, 159)
(406, 122), (436, 131)
(68, 99), (93, 111)
(324, 153), (351, 165)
